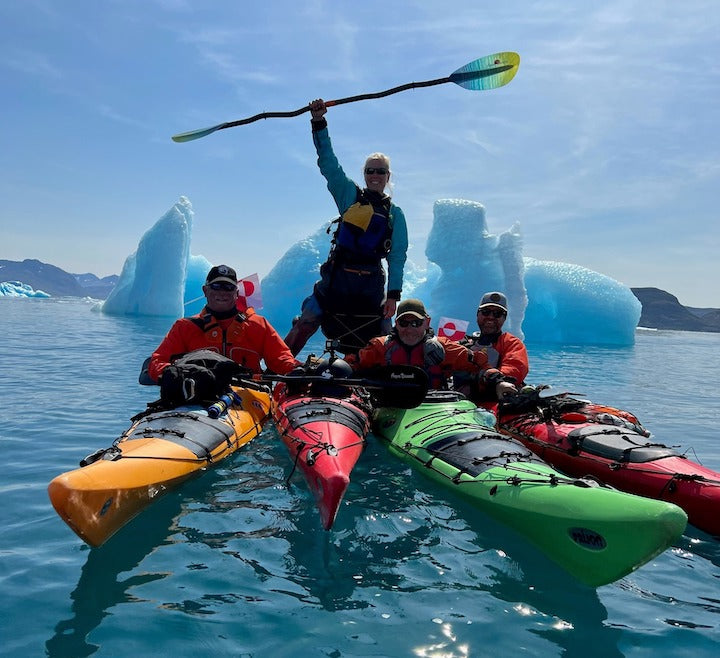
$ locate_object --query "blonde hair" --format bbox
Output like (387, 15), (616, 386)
(363, 152), (393, 193)
(364, 152), (391, 170)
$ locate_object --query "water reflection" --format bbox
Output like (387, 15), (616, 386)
(44, 486), (191, 657)
(366, 456), (626, 658)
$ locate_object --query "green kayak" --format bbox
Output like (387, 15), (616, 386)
(372, 391), (687, 587)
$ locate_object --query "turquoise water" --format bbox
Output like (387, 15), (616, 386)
(1, 297), (719, 657)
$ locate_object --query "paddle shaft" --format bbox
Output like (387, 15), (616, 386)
(248, 373), (417, 392)
(171, 57), (516, 142)
(218, 75), (454, 129)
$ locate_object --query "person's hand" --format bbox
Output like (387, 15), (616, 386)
(383, 298), (397, 319)
(495, 381), (518, 399)
(302, 355), (325, 374)
(472, 349), (489, 369)
(309, 98), (327, 120)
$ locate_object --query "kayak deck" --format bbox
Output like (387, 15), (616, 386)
(497, 393), (720, 536)
(373, 391), (687, 587)
(48, 385), (271, 547)
(273, 382), (370, 529)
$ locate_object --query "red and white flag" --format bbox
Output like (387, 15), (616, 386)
(236, 273), (263, 311)
(437, 317), (470, 341)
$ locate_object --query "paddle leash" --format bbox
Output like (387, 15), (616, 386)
(172, 52), (520, 142)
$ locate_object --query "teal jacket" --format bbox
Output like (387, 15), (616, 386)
(312, 124), (408, 297)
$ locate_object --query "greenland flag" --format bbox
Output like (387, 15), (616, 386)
(437, 317), (470, 341)
(236, 273), (263, 311)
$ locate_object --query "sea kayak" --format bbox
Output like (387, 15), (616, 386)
(272, 381), (371, 529)
(495, 387), (720, 537)
(48, 383), (271, 547)
(372, 390), (687, 587)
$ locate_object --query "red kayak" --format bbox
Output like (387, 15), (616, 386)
(272, 380), (371, 530)
(493, 387), (720, 536)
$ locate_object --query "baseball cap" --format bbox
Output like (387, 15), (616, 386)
(206, 265), (238, 286)
(478, 291), (508, 312)
(396, 298), (428, 319)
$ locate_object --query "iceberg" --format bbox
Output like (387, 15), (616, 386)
(101, 197), (210, 317)
(0, 281), (51, 298)
(260, 225), (329, 336)
(101, 195), (640, 346)
(424, 199), (527, 339)
(262, 197), (639, 345)
(522, 258), (640, 345)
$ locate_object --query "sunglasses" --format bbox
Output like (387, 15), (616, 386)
(208, 282), (237, 292)
(397, 317), (424, 328)
(364, 167), (388, 175)
(479, 309), (506, 318)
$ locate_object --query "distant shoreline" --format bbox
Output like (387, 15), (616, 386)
(2, 258), (718, 333)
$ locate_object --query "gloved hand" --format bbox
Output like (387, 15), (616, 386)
(471, 348), (489, 369)
(303, 355), (325, 375)
(286, 366), (307, 377)
(481, 368), (503, 385)
(309, 98), (327, 120)
(495, 381), (518, 399)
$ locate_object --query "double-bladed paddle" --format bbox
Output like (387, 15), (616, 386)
(250, 364), (429, 409)
(172, 52), (520, 143)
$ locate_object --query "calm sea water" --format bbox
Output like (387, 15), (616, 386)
(1, 297), (719, 657)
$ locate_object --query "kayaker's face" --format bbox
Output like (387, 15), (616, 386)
(364, 158), (390, 193)
(395, 314), (430, 346)
(477, 306), (506, 334)
(203, 281), (239, 313)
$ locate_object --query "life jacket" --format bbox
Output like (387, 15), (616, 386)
(188, 310), (250, 366)
(461, 331), (501, 367)
(329, 186), (393, 263)
(383, 334), (447, 389)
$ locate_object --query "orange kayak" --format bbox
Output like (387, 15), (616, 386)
(48, 384), (271, 547)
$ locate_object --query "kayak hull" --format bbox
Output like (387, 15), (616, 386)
(273, 383), (370, 529)
(373, 391), (687, 587)
(48, 385), (271, 547)
(496, 396), (720, 536)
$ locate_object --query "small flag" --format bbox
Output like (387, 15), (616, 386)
(437, 317), (469, 341)
(236, 273), (263, 311)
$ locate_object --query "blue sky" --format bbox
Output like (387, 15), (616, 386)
(2, 1), (718, 307)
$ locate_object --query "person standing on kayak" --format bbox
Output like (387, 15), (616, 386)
(346, 299), (486, 389)
(283, 98), (409, 356)
(455, 291), (529, 401)
(148, 264), (299, 382)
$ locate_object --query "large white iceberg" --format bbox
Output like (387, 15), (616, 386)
(99, 196), (640, 345)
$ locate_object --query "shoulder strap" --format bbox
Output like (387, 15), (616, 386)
(189, 312), (213, 330)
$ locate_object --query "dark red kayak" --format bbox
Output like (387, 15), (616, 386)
(492, 388), (720, 536)
(272, 381), (371, 530)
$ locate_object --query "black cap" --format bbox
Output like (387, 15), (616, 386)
(205, 265), (238, 285)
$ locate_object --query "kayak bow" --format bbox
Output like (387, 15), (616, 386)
(373, 391), (687, 587)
